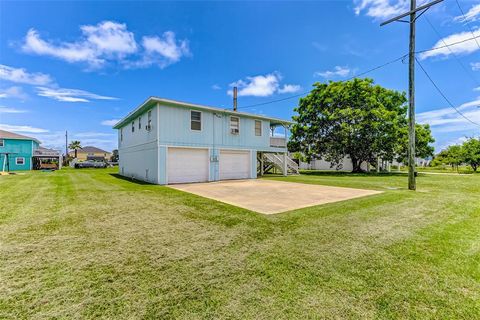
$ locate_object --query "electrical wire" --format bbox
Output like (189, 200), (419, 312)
(416, 57), (480, 127)
(455, 0), (480, 50)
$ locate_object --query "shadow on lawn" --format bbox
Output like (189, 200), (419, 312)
(109, 173), (154, 185)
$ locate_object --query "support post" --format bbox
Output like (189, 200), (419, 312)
(283, 152), (287, 176)
(260, 152), (264, 176)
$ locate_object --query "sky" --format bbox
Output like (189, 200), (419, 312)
(1, 0), (480, 153)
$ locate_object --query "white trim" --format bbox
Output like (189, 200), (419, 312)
(157, 103), (161, 184)
(0, 139), (4, 147)
(190, 109), (203, 132)
(16, 157), (25, 165)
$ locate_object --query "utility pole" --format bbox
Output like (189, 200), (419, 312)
(381, 0), (443, 191)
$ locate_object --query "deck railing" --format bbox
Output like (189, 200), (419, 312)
(270, 137), (286, 148)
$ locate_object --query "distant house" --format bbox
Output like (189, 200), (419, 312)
(0, 130), (62, 171)
(113, 97), (296, 184)
(69, 146), (111, 161)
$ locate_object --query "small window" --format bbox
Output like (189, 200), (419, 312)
(138, 116), (141, 130)
(120, 128), (123, 141)
(16, 157), (25, 165)
(230, 116), (240, 134)
(255, 120), (262, 136)
(131, 121), (135, 133)
(191, 111), (202, 131)
(147, 111), (152, 130)
(0, 139), (4, 147)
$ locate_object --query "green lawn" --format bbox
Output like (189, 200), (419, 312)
(1, 168), (479, 319)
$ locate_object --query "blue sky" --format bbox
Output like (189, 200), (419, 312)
(1, 0), (479, 152)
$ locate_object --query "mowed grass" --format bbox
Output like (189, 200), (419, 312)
(1, 168), (479, 319)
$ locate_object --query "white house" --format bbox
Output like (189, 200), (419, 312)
(113, 97), (296, 184)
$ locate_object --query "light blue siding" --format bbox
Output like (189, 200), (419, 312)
(0, 139), (38, 171)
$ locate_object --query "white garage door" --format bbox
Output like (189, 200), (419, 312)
(219, 150), (251, 180)
(168, 148), (209, 184)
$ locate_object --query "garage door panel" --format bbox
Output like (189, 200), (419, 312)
(219, 150), (250, 180)
(168, 148), (209, 184)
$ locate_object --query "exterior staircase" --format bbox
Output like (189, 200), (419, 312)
(259, 153), (299, 175)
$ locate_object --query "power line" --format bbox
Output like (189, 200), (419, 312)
(425, 16), (480, 87)
(416, 57), (480, 127)
(415, 33), (480, 54)
(237, 54), (407, 110)
(455, 0), (480, 50)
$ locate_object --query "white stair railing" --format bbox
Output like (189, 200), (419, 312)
(263, 153), (299, 175)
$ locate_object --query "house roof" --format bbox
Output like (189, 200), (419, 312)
(113, 96), (294, 129)
(0, 129), (40, 143)
(69, 146), (110, 154)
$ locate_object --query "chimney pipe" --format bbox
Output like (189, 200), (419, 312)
(233, 86), (238, 111)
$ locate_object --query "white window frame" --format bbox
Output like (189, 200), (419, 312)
(16, 157), (25, 165)
(255, 120), (262, 136)
(138, 115), (142, 130)
(131, 121), (135, 133)
(190, 110), (202, 131)
(230, 116), (240, 135)
(0, 139), (4, 147)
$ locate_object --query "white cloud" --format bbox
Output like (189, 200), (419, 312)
(0, 64), (52, 85)
(419, 29), (480, 60)
(278, 84), (301, 94)
(314, 66), (352, 78)
(101, 119), (120, 126)
(227, 72), (300, 97)
(472, 62), (480, 71)
(21, 21), (189, 69)
(138, 32), (190, 68)
(74, 132), (115, 138)
(211, 84), (221, 90)
(353, 0), (409, 20)
(0, 86), (28, 100)
(417, 98), (480, 133)
(454, 4), (480, 23)
(0, 124), (48, 133)
(0, 106), (27, 114)
(36, 87), (118, 102)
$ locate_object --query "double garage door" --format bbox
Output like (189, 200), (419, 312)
(167, 147), (250, 184)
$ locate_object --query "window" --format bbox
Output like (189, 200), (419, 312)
(147, 110), (152, 130)
(131, 121), (135, 133)
(191, 111), (202, 131)
(0, 139), (4, 147)
(255, 120), (262, 136)
(120, 128), (123, 141)
(16, 157), (25, 165)
(138, 116), (142, 130)
(230, 116), (240, 134)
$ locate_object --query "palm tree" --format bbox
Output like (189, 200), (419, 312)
(68, 140), (82, 159)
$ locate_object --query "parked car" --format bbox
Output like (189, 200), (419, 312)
(74, 160), (107, 169)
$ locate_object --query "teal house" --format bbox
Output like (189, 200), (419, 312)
(0, 130), (40, 171)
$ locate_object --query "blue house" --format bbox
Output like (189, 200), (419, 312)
(114, 97), (297, 184)
(0, 130), (62, 171)
(0, 130), (40, 171)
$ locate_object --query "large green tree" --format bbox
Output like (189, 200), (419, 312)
(395, 123), (435, 164)
(289, 78), (434, 172)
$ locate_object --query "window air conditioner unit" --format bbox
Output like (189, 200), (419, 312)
(146, 125), (152, 131)
(231, 128), (239, 134)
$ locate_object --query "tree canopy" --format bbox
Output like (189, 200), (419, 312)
(288, 78), (434, 172)
(432, 137), (480, 172)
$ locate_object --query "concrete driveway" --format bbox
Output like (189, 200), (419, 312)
(169, 179), (381, 214)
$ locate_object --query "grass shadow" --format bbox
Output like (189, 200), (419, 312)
(109, 173), (154, 185)
(299, 170), (408, 177)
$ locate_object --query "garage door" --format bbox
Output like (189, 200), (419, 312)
(168, 148), (209, 184)
(219, 150), (251, 180)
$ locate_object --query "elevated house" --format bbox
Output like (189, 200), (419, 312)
(0, 130), (62, 171)
(113, 97), (297, 184)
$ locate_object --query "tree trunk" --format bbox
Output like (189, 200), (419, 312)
(74, 149), (78, 158)
(351, 158), (364, 173)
